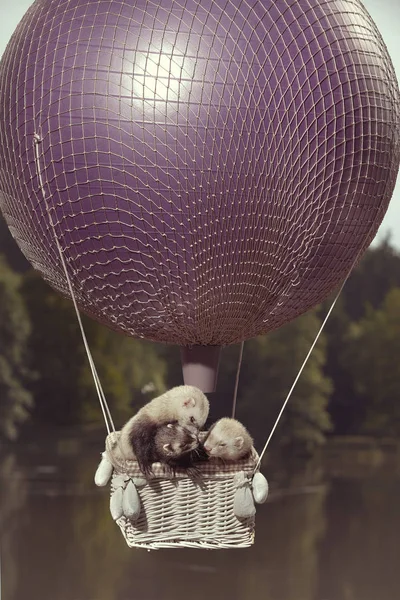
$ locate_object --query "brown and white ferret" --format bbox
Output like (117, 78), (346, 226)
(146, 420), (200, 474)
(115, 385), (209, 473)
(203, 418), (253, 461)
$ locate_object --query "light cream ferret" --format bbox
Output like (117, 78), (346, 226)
(203, 417), (253, 460)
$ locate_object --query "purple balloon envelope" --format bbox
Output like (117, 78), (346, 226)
(0, 0), (399, 391)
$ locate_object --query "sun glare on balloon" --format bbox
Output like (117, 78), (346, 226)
(132, 49), (188, 104)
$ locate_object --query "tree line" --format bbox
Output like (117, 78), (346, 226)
(1, 213), (400, 449)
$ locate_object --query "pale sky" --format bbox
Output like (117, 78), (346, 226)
(0, 0), (399, 247)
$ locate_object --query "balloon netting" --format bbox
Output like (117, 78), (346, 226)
(0, 0), (399, 345)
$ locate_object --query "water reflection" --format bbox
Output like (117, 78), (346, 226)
(0, 453), (28, 600)
(1, 441), (399, 600)
(318, 479), (400, 600)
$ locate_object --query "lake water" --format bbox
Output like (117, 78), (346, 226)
(1, 436), (399, 600)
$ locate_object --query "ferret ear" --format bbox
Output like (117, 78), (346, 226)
(183, 397), (196, 408)
(163, 443), (172, 453)
(235, 436), (244, 449)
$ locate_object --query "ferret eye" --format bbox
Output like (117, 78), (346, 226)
(190, 416), (196, 424)
(219, 442), (226, 447)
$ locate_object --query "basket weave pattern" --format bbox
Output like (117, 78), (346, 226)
(106, 433), (257, 549)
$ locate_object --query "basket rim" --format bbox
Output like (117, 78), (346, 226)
(105, 431), (259, 479)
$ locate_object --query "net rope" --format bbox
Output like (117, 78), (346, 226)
(33, 130), (357, 479)
(0, 0), (397, 348)
(250, 211), (384, 473)
(33, 133), (116, 439)
(0, 0), (398, 487)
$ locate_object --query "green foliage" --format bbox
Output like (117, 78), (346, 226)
(0, 255), (33, 440)
(322, 238), (400, 435)
(77, 326), (167, 425)
(21, 272), (167, 427)
(343, 236), (400, 321)
(344, 288), (400, 436)
(218, 310), (332, 451)
(0, 215), (30, 273)
(2, 220), (400, 446)
(320, 296), (362, 434)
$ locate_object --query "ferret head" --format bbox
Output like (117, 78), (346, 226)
(167, 385), (210, 430)
(203, 418), (253, 461)
(155, 422), (199, 458)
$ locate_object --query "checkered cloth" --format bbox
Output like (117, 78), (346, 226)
(105, 431), (258, 479)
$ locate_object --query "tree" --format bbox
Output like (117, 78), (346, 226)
(216, 310), (332, 451)
(21, 272), (167, 427)
(78, 325), (167, 425)
(320, 238), (400, 435)
(343, 237), (400, 321)
(0, 214), (30, 273)
(319, 295), (362, 434)
(0, 255), (33, 440)
(344, 288), (400, 436)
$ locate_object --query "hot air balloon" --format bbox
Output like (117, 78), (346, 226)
(0, 0), (399, 393)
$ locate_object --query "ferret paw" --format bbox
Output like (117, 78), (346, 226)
(186, 466), (203, 481)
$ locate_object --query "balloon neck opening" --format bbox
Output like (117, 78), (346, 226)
(180, 345), (221, 393)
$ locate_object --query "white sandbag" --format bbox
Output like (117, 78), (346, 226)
(122, 480), (141, 521)
(110, 486), (124, 521)
(233, 472), (256, 519)
(252, 472), (269, 504)
(94, 452), (114, 487)
(234, 486), (256, 519)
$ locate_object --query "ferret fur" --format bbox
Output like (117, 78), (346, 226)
(116, 385), (209, 470)
(117, 385), (209, 462)
(203, 417), (253, 461)
(118, 417), (200, 475)
(153, 422), (202, 475)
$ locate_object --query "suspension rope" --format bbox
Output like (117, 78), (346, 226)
(231, 341), (244, 418)
(33, 133), (116, 437)
(252, 214), (381, 475)
(32, 131), (373, 476)
(253, 286), (344, 472)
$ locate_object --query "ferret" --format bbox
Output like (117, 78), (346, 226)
(140, 385), (210, 430)
(111, 418), (202, 476)
(203, 418), (254, 461)
(117, 385), (209, 462)
(140, 420), (200, 475)
(153, 422), (204, 476)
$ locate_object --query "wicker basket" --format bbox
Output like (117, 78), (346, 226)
(102, 432), (259, 550)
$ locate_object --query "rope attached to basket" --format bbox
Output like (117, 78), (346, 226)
(33, 128), (350, 471)
(253, 286), (343, 472)
(251, 244), (379, 473)
(33, 129), (373, 486)
(231, 341), (244, 418)
(33, 127), (374, 551)
(33, 134), (118, 441)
